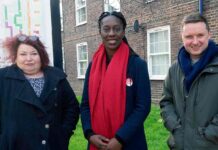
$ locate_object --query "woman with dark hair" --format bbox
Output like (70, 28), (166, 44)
(0, 34), (79, 150)
(81, 11), (151, 150)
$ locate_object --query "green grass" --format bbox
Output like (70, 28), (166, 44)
(69, 97), (168, 150)
(144, 104), (169, 150)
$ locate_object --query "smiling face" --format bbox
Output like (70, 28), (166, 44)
(181, 22), (211, 59)
(100, 15), (125, 56)
(16, 44), (42, 75)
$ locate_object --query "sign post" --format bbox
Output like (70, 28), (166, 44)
(0, 0), (62, 69)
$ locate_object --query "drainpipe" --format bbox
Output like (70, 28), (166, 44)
(199, 0), (203, 15)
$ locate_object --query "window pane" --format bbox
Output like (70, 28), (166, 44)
(156, 41), (168, 53)
(157, 31), (163, 41)
(104, 0), (120, 12)
(151, 55), (169, 75)
(150, 33), (155, 43)
(78, 45), (87, 60)
(77, 0), (85, 7)
(150, 43), (155, 53)
(79, 62), (87, 76)
(78, 7), (86, 23)
(163, 30), (168, 41)
(149, 30), (169, 54)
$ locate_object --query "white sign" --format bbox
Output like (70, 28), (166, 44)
(0, 0), (53, 68)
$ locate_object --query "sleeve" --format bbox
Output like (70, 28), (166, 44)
(115, 58), (151, 143)
(0, 90), (1, 139)
(0, 97), (1, 143)
(0, 69), (3, 136)
(60, 78), (80, 134)
(159, 68), (181, 133)
(80, 63), (95, 139)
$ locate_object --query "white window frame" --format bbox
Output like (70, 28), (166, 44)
(59, 0), (63, 31)
(104, 0), (120, 12)
(76, 42), (88, 79)
(75, 0), (87, 26)
(147, 25), (171, 80)
(62, 47), (65, 71)
(145, 0), (154, 4)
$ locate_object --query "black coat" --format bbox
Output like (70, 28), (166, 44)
(0, 65), (79, 150)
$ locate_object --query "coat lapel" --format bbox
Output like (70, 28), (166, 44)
(16, 81), (46, 114)
(38, 67), (66, 110)
(5, 65), (66, 113)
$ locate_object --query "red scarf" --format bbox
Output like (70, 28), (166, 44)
(89, 41), (129, 150)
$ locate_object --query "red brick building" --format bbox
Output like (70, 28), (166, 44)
(61, 0), (218, 102)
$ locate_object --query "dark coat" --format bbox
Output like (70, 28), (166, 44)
(81, 54), (151, 150)
(0, 65), (80, 150)
(160, 56), (218, 150)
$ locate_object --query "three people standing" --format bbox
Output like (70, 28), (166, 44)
(1, 10), (218, 150)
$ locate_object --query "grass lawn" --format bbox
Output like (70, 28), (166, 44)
(69, 97), (169, 150)
(144, 104), (169, 150)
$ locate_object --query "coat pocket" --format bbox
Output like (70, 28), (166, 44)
(167, 128), (184, 150)
(204, 126), (218, 145)
(195, 127), (218, 148)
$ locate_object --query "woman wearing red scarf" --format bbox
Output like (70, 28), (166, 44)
(81, 11), (151, 150)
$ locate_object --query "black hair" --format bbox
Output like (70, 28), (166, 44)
(98, 11), (127, 32)
(98, 11), (128, 44)
(98, 11), (137, 55)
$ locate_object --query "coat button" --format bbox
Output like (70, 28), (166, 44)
(45, 124), (50, 129)
(42, 140), (46, 145)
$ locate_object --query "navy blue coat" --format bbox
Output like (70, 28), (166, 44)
(81, 54), (151, 150)
(0, 65), (79, 150)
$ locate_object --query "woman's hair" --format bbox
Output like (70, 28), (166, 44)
(98, 11), (127, 32)
(97, 11), (138, 55)
(2, 34), (49, 69)
(98, 11), (130, 45)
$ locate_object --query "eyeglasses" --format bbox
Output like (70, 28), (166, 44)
(17, 35), (38, 42)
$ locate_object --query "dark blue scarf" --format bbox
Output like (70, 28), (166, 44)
(178, 40), (218, 92)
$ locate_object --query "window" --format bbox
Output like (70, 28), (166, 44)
(147, 26), (171, 80)
(104, 0), (120, 12)
(77, 42), (88, 78)
(59, 0), (63, 31)
(62, 47), (65, 71)
(145, 0), (154, 4)
(75, 0), (87, 25)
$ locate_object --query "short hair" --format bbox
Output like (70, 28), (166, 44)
(2, 34), (49, 69)
(181, 13), (210, 31)
(98, 11), (127, 32)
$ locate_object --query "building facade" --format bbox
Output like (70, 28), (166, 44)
(61, 0), (218, 102)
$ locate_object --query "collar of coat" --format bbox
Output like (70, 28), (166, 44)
(1, 65), (67, 113)
(3, 64), (66, 81)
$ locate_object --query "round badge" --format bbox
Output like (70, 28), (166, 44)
(126, 78), (133, 87)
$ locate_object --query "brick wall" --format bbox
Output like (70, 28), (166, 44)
(62, 0), (218, 101)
